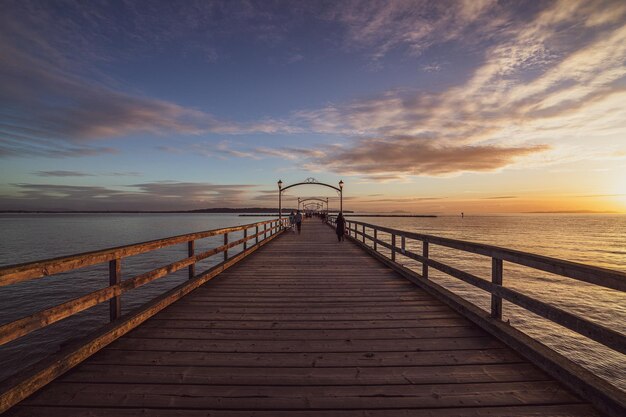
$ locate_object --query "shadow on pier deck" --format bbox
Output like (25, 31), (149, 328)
(5, 220), (602, 416)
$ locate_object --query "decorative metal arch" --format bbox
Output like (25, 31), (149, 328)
(281, 177), (341, 193)
(299, 198), (328, 205)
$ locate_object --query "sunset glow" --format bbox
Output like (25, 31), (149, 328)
(1, 0), (625, 213)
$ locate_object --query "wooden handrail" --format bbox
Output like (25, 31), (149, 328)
(326, 216), (626, 355)
(0, 219), (288, 348)
(0, 219), (282, 286)
(338, 218), (626, 292)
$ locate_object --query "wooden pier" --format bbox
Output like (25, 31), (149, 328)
(1, 218), (624, 416)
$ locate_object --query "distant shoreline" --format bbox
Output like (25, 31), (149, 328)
(345, 214), (437, 218)
(0, 208), (292, 214)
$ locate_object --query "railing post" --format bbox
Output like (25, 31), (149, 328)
(491, 258), (503, 319)
(256, 225), (259, 245)
(373, 229), (377, 251)
(422, 241), (429, 279)
(362, 224), (365, 243)
(224, 233), (228, 262)
(391, 233), (396, 262)
(109, 258), (121, 322)
(187, 240), (195, 280)
(264, 223), (267, 239)
(401, 236), (406, 254)
(243, 228), (248, 251)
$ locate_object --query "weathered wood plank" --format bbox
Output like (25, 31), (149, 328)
(140, 317), (471, 330)
(22, 381), (582, 409)
(88, 348), (523, 368)
(106, 336), (504, 352)
(124, 326), (484, 340)
(6, 404), (603, 417)
(62, 363), (549, 385)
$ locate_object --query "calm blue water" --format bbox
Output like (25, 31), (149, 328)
(0, 213), (624, 391)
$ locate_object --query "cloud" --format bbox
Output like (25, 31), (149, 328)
(33, 171), (94, 177)
(0, 181), (259, 211)
(481, 196), (518, 200)
(303, 139), (549, 177)
(360, 197), (445, 203)
(325, 0), (501, 62)
(32, 170), (141, 177)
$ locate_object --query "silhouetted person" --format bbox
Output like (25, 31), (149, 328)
(289, 210), (296, 233)
(295, 210), (303, 234)
(335, 212), (346, 242)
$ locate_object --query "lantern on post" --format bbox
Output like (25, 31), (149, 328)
(338, 180), (344, 213)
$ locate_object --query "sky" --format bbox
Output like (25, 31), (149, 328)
(1, 0), (626, 213)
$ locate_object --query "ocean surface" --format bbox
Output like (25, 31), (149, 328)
(0, 213), (624, 391)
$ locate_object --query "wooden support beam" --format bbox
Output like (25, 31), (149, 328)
(187, 241), (195, 280)
(108, 259), (121, 322)
(491, 258), (503, 320)
(422, 241), (429, 280)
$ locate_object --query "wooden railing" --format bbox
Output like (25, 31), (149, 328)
(0, 218), (288, 412)
(328, 216), (626, 416)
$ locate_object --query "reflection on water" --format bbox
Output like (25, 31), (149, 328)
(0, 213), (624, 391)
(351, 214), (626, 391)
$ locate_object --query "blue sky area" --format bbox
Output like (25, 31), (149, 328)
(1, 0), (626, 212)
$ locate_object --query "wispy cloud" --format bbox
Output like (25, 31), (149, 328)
(0, 181), (259, 211)
(33, 171), (94, 177)
(325, 0), (501, 63)
(33, 170), (141, 177)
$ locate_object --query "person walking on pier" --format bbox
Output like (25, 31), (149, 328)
(289, 210), (296, 233)
(336, 212), (346, 242)
(295, 210), (303, 234)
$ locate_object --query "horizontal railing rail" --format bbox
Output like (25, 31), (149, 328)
(0, 217), (288, 412)
(328, 215), (626, 416)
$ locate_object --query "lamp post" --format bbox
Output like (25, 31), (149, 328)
(339, 180), (344, 213)
(277, 179), (283, 220)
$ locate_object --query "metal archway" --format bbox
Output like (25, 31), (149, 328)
(277, 178), (343, 219)
(298, 197), (329, 212)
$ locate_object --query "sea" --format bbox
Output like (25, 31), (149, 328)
(0, 213), (624, 392)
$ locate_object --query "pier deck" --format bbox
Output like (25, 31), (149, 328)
(7, 220), (600, 416)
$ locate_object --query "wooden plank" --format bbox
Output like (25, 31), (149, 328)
(140, 317), (471, 330)
(6, 404), (603, 417)
(21, 381), (582, 409)
(125, 326), (484, 340)
(155, 303), (446, 317)
(153, 311), (459, 321)
(88, 348), (524, 368)
(62, 363), (549, 385)
(106, 336), (504, 352)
